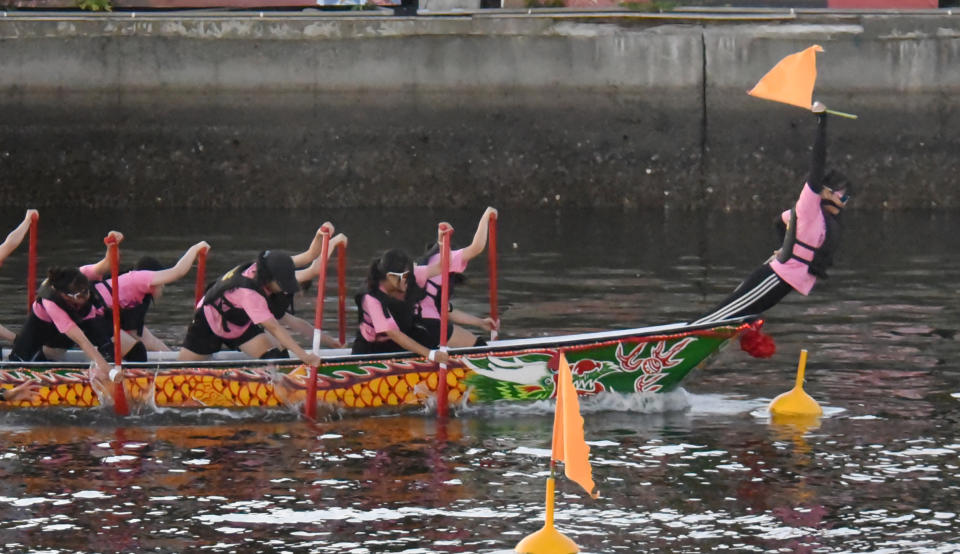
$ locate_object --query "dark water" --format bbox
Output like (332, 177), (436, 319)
(1, 207), (958, 553)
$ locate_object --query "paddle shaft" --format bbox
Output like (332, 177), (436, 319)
(104, 236), (129, 416)
(488, 212), (499, 341)
(305, 226), (332, 420)
(26, 213), (38, 313)
(437, 223), (453, 419)
(337, 242), (347, 347)
(193, 247), (208, 307)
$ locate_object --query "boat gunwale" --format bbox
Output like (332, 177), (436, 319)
(0, 316), (757, 372)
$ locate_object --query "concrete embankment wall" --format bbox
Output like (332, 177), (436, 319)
(0, 11), (958, 210)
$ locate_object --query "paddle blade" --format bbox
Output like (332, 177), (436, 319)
(748, 45), (824, 110)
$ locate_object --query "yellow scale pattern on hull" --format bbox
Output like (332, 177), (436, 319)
(2, 368), (472, 410)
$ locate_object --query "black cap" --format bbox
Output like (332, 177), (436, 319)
(259, 250), (299, 295)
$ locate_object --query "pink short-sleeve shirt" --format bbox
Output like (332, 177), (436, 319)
(202, 265), (275, 339)
(34, 299), (80, 334)
(358, 288), (400, 342)
(416, 248), (469, 320)
(92, 270), (156, 309)
(33, 298), (101, 334)
(770, 183), (826, 296)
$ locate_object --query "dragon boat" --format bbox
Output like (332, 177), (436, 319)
(0, 317), (760, 413)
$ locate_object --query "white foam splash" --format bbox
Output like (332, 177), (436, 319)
(686, 393), (767, 416)
(458, 389), (691, 418)
(749, 405), (846, 420)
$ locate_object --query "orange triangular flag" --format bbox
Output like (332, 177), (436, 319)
(748, 45), (824, 109)
(551, 353), (597, 498)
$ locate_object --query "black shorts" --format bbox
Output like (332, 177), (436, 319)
(10, 314), (112, 361)
(414, 318), (454, 350)
(351, 335), (405, 355)
(182, 311), (265, 356)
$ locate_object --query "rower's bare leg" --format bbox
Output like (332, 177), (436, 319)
(119, 331), (142, 356)
(177, 347), (210, 361)
(140, 327), (172, 351)
(238, 334), (274, 359)
(446, 325), (478, 348)
(42, 346), (67, 360)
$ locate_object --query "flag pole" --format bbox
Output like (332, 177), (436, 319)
(515, 430), (579, 551)
(825, 109), (858, 119)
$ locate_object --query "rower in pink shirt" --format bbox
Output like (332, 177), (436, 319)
(178, 224), (346, 365)
(10, 267), (116, 386)
(352, 248), (450, 361)
(414, 207), (499, 348)
(81, 231), (210, 352)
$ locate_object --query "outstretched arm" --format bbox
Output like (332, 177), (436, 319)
(260, 317), (321, 367)
(1, 379), (41, 404)
(278, 313), (344, 348)
(0, 209), (38, 263)
(450, 309), (498, 332)
(460, 207), (498, 261)
(417, 222), (457, 280)
(808, 102), (828, 194)
(83, 230), (125, 280)
(140, 326), (172, 352)
(64, 325), (112, 381)
(149, 241), (210, 287)
(295, 234), (347, 283)
(293, 223), (335, 267)
(384, 328), (449, 364)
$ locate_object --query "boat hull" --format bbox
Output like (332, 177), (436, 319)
(0, 319), (757, 412)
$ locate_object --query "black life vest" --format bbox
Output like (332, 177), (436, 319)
(202, 263), (293, 332)
(36, 279), (106, 324)
(415, 244), (460, 318)
(95, 279), (154, 335)
(355, 285), (425, 339)
(775, 208), (842, 279)
(11, 280), (111, 361)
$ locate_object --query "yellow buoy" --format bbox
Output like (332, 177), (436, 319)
(769, 349), (822, 417)
(515, 477), (579, 554)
